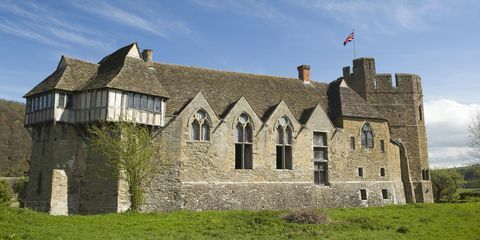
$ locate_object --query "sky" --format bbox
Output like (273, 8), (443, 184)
(0, 0), (479, 167)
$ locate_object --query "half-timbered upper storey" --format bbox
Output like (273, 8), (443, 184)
(24, 43), (168, 127)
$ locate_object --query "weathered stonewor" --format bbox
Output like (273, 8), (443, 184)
(22, 43), (433, 215)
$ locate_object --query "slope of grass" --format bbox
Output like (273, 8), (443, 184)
(1, 203), (479, 239)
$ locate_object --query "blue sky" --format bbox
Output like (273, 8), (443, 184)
(0, 0), (479, 167)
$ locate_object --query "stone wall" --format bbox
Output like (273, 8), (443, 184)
(25, 123), (125, 214)
(141, 91), (407, 212)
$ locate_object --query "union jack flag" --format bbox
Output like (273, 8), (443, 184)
(343, 31), (354, 46)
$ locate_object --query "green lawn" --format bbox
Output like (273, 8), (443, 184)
(1, 203), (479, 240)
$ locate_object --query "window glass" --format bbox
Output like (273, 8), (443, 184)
(278, 116), (288, 126)
(201, 123), (210, 141)
(235, 144), (243, 169)
(244, 144), (253, 169)
(360, 189), (367, 200)
(46, 94), (51, 108)
(195, 110), (206, 120)
(66, 94), (74, 109)
(127, 93), (134, 108)
(134, 94), (140, 109)
(361, 123), (374, 148)
(382, 189), (388, 199)
(285, 126), (292, 145)
(313, 147), (323, 161)
(245, 123), (252, 143)
(285, 146), (292, 169)
(154, 98), (161, 113)
(367, 132), (374, 148)
(314, 162), (328, 185)
(147, 96), (154, 111)
(277, 125), (284, 145)
(313, 132), (326, 146)
(350, 136), (356, 149)
(276, 146), (283, 169)
(236, 123), (243, 143)
(192, 121), (200, 141)
(58, 94), (65, 107)
(141, 95), (148, 110)
(39, 95), (44, 109)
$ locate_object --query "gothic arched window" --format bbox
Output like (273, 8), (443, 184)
(191, 110), (210, 141)
(360, 123), (374, 149)
(276, 116), (293, 170)
(235, 113), (253, 169)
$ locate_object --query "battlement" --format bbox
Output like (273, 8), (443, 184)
(374, 73), (422, 93)
(344, 57), (422, 96)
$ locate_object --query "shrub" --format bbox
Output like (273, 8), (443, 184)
(0, 179), (13, 206)
(282, 209), (329, 224)
(396, 226), (409, 234)
(14, 177), (28, 208)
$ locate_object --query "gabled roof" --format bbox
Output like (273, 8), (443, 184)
(24, 56), (98, 97)
(327, 78), (385, 120)
(82, 43), (169, 98)
(152, 63), (329, 123)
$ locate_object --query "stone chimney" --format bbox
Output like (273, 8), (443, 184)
(297, 65), (311, 84)
(142, 49), (153, 67)
(343, 66), (351, 81)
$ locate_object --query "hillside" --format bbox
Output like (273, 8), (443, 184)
(453, 164), (480, 188)
(0, 99), (30, 176)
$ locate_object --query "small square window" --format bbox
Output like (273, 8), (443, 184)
(382, 189), (388, 199)
(358, 167), (363, 177)
(380, 168), (386, 177)
(58, 94), (66, 107)
(313, 132), (327, 147)
(350, 136), (355, 150)
(360, 189), (367, 200)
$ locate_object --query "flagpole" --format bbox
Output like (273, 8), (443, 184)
(353, 29), (356, 59)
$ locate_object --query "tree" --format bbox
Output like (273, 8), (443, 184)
(88, 120), (156, 212)
(431, 169), (464, 202)
(0, 179), (13, 206)
(469, 112), (480, 162)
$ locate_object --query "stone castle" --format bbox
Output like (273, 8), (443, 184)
(23, 43), (433, 215)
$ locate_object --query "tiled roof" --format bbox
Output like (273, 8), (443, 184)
(327, 79), (385, 120)
(24, 42), (384, 124)
(24, 56), (98, 97)
(152, 63), (329, 122)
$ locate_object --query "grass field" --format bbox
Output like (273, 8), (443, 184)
(1, 203), (479, 240)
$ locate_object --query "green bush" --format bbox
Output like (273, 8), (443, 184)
(0, 180), (13, 206)
(14, 177), (28, 208)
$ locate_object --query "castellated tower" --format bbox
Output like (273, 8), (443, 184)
(344, 58), (434, 203)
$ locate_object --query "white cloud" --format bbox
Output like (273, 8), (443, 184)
(424, 99), (480, 167)
(73, 1), (192, 38)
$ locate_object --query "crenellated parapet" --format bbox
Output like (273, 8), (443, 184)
(373, 73), (422, 94)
